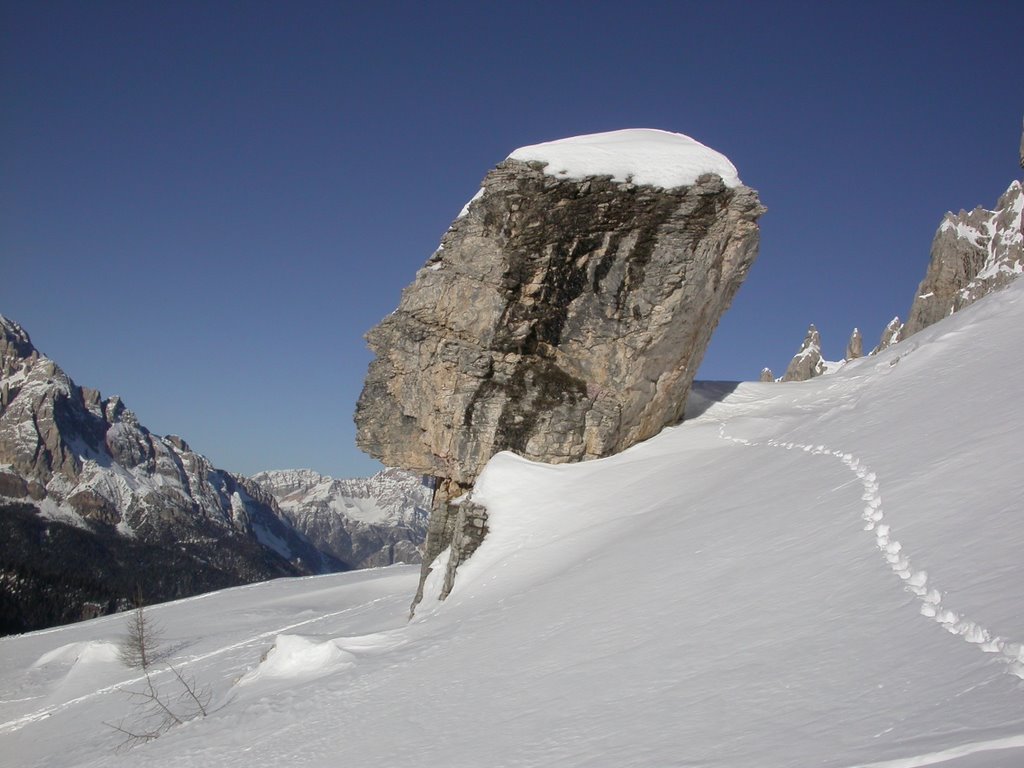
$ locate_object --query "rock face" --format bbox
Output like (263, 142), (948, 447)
(251, 468), (431, 569)
(904, 181), (1023, 337)
(759, 368), (774, 383)
(0, 316), (344, 633)
(781, 324), (825, 382)
(355, 129), (764, 608)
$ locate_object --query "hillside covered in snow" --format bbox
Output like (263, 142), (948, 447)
(2, 276), (1023, 767)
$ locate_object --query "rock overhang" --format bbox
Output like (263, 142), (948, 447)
(355, 129), (764, 488)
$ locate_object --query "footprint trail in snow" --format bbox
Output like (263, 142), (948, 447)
(717, 422), (1024, 680)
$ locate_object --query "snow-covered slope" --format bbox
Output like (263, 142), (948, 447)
(3, 280), (1024, 767)
(251, 468), (431, 567)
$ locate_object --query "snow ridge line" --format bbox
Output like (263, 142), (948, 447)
(0, 594), (396, 734)
(717, 423), (1024, 680)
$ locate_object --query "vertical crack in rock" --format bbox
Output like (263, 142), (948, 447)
(354, 131), (765, 610)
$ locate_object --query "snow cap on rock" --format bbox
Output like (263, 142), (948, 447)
(508, 128), (742, 189)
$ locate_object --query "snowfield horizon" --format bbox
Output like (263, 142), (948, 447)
(3, 280), (1024, 767)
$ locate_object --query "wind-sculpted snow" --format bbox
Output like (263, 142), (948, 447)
(0, 568), (418, 737)
(719, 423), (1024, 679)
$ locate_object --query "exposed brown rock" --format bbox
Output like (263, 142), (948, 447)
(355, 131), (764, 609)
(904, 181), (1023, 337)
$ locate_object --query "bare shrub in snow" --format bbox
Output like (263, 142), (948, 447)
(107, 601), (211, 750)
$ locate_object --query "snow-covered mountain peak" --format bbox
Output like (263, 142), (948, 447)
(0, 315), (342, 632)
(253, 468), (431, 527)
(250, 468), (432, 568)
(0, 314), (34, 358)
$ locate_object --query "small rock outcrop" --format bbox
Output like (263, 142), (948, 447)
(871, 316), (903, 355)
(904, 180), (1023, 337)
(844, 328), (863, 361)
(781, 324), (825, 382)
(759, 367), (774, 382)
(251, 468), (431, 568)
(355, 129), (764, 608)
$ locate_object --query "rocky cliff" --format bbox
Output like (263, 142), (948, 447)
(251, 468), (431, 568)
(0, 316), (343, 633)
(904, 180), (1023, 337)
(355, 129), (764, 608)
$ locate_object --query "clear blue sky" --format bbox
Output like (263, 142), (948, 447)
(2, 1), (1021, 479)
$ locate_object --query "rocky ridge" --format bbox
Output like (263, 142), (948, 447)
(251, 468), (431, 568)
(0, 316), (343, 633)
(763, 128), (1023, 384)
(355, 129), (765, 608)
(766, 167), (1021, 383)
(904, 180), (1023, 337)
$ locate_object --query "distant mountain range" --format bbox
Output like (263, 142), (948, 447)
(252, 469), (431, 569)
(0, 317), (428, 634)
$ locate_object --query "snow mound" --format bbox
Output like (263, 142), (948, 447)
(508, 128), (742, 189)
(27, 641), (124, 701)
(331, 631), (407, 655)
(238, 635), (355, 685)
(31, 641), (120, 669)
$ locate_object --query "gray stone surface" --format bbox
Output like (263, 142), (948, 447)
(355, 147), (764, 610)
(357, 161), (764, 487)
(759, 367), (774, 382)
(781, 324), (825, 382)
(904, 181), (1023, 337)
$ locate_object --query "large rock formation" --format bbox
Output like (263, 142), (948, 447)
(904, 180), (1023, 337)
(355, 129), (764, 607)
(0, 315), (344, 633)
(780, 324), (825, 382)
(251, 468), (431, 568)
